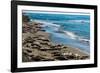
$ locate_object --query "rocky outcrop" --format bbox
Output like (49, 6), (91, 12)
(22, 15), (89, 62)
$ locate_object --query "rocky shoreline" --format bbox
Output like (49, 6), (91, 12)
(22, 15), (89, 62)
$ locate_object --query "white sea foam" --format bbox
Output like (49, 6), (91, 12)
(63, 30), (78, 40)
(63, 30), (90, 43)
(34, 20), (60, 27)
(34, 20), (61, 31)
(78, 38), (90, 43)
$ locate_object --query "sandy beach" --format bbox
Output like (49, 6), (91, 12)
(22, 15), (89, 62)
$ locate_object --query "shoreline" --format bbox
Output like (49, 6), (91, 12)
(33, 19), (90, 53)
(22, 16), (90, 62)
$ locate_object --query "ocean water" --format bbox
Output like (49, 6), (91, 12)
(23, 12), (90, 53)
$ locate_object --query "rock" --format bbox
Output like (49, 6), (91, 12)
(53, 46), (62, 50)
(38, 37), (46, 40)
(43, 38), (48, 42)
(66, 55), (75, 59)
(35, 25), (42, 29)
(80, 56), (89, 59)
(40, 29), (46, 31)
(22, 15), (30, 22)
(74, 53), (80, 57)
(46, 42), (51, 46)
(25, 37), (33, 43)
(55, 56), (66, 60)
(36, 31), (50, 38)
(31, 56), (41, 61)
(53, 53), (61, 56)
(31, 44), (40, 49)
(23, 47), (32, 53)
(23, 49), (33, 57)
(39, 46), (51, 51)
(25, 43), (32, 48)
(32, 36), (39, 39)
(34, 23), (39, 25)
(62, 52), (70, 56)
(40, 42), (47, 45)
(41, 59), (54, 61)
(61, 52), (77, 59)
(63, 46), (68, 48)
(22, 53), (30, 62)
(33, 41), (40, 46)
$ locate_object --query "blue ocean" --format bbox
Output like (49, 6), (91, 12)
(23, 12), (90, 53)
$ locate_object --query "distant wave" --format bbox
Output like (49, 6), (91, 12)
(34, 20), (60, 27)
(49, 20), (90, 24)
(67, 20), (90, 24)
